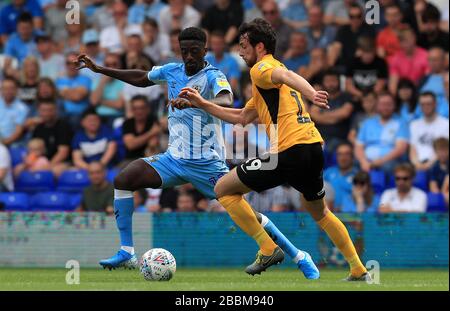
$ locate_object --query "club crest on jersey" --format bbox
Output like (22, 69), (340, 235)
(147, 155), (160, 163)
(192, 85), (202, 92)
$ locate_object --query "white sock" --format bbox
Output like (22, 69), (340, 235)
(293, 250), (306, 263)
(121, 246), (135, 255)
(260, 214), (269, 227)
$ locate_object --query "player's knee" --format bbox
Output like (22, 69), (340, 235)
(113, 172), (136, 191)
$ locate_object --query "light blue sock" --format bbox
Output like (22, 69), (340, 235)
(114, 189), (134, 248)
(262, 215), (302, 260)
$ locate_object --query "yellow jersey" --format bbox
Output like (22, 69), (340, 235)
(246, 54), (323, 153)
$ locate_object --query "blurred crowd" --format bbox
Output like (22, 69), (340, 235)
(0, 0), (449, 214)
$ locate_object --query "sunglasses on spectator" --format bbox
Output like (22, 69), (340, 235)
(395, 176), (411, 181)
(349, 14), (362, 19)
(353, 180), (367, 186)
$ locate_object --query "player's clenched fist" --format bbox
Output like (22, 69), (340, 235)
(75, 54), (100, 72)
(312, 90), (329, 109)
(168, 98), (193, 111)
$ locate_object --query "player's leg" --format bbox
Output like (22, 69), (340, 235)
(289, 143), (369, 281)
(99, 158), (163, 269)
(215, 159), (285, 275)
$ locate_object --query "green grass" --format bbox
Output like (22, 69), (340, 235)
(0, 268), (447, 291)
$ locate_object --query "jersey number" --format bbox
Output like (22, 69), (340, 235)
(290, 91), (303, 116)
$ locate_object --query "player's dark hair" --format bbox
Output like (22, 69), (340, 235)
(17, 12), (33, 24)
(238, 18), (276, 55)
(178, 27), (207, 44)
(422, 3), (441, 23)
(419, 91), (437, 102)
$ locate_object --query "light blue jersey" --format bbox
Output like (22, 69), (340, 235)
(143, 62), (232, 198)
(148, 62), (232, 161)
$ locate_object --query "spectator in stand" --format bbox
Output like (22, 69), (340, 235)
(79, 29), (105, 83)
(355, 92), (409, 174)
(13, 138), (50, 177)
(29, 99), (72, 177)
(158, 0), (201, 37)
(36, 77), (57, 102)
(89, 0), (115, 32)
(163, 29), (183, 64)
(328, 3), (376, 73)
(142, 18), (171, 65)
(347, 92), (378, 145)
(297, 47), (329, 89)
(4, 12), (39, 67)
(376, 4), (406, 62)
(0, 0), (44, 46)
(282, 31), (310, 72)
(309, 69), (354, 153)
(122, 95), (160, 163)
(0, 77), (29, 147)
(205, 31), (241, 95)
(428, 138), (449, 194)
(410, 92), (449, 171)
(90, 52), (126, 125)
(396, 78), (418, 124)
(417, 4), (449, 52)
(280, 0), (310, 30)
(388, 27), (430, 95)
(72, 107), (117, 170)
(128, 0), (166, 24)
(340, 171), (380, 213)
(56, 52), (92, 128)
(18, 56), (40, 116)
(0, 142), (14, 192)
(379, 163), (427, 213)
(416, 47), (449, 118)
(176, 192), (197, 212)
(303, 5), (336, 52)
(324, 142), (359, 211)
(59, 12), (85, 54)
(201, 0), (243, 46)
(45, 0), (70, 45)
(121, 25), (155, 71)
(79, 161), (114, 214)
(345, 36), (388, 102)
(324, 0), (361, 27)
(443, 174), (449, 206)
(260, 1), (293, 59)
(244, 0), (263, 23)
(36, 31), (65, 81)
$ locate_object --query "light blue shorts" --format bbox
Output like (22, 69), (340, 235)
(142, 152), (229, 199)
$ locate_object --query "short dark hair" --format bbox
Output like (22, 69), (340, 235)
(422, 4), (441, 23)
(394, 163), (416, 178)
(38, 99), (56, 107)
(210, 30), (225, 39)
(81, 106), (99, 120)
(433, 137), (449, 150)
(419, 91), (437, 102)
(143, 17), (158, 28)
(2, 76), (19, 87)
(178, 27), (207, 44)
(17, 12), (33, 24)
(130, 94), (149, 105)
(238, 18), (277, 55)
(336, 141), (353, 153)
(322, 68), (340, 81)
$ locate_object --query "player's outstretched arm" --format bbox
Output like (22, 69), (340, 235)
(271, 68), (330, 109)
(178, 87), (258, 126)
(75, 54), (154, 87)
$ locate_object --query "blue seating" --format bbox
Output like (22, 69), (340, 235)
(0, 192), (30, 211)
(369, 170), (386, 194)
(15, 171), (55, 193)
(413, 171), (428, 192)
(9, 146), (27, 167)
(427, 192), (447, 212)
(69, 194), (82, 211)
(107, 168), (120, 183)
(113, 125), (126, 162)
(57, 170), (90, 192)
(30, 192), (72, 211)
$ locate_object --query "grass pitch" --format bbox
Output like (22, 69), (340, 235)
(0, 268), (447, 291)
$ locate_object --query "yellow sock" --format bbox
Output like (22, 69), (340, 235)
(219, 195), (277, 256)
(318, 211), (367, 277)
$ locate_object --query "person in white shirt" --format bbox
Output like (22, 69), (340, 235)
(409, 91), (449, 171)
(379, 163), (428, 213)
(158, 0), (201, 36)
(0, 143), (14, 192)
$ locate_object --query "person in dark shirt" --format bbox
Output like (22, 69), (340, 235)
(345, 36), (388, 101)
(417, 4), (449, 52)
(122, 95), (160, 161)
(201, 0), (243, 45)
(80, 161), (114, 214)
(429, 138), (449, 193)
(329, 3), (376, 73)
(309, 69), (354, 153)
(30, 99), (72, 176)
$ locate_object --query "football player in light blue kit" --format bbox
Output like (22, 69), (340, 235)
(76, 27), (319, 279)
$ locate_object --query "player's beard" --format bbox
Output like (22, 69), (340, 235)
(244, 53), (257, 67)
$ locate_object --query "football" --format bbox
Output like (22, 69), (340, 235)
(140, 248), (176, 281)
